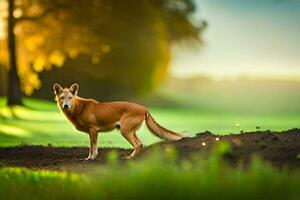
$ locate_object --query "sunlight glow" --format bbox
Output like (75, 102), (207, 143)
(0, 19), (5, 39)
(0, 124), (30, 137)
(0, 106), (63, 121)
(171, 0), (300, 80)
(0, 0), (7, 39)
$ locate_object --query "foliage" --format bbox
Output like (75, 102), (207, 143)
(0, 0), (205, 95)
(0, 147), (299, 200)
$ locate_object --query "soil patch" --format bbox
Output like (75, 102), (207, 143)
(0, 129), (299, 172)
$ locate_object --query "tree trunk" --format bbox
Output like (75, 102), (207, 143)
(7, 0), (23, 106)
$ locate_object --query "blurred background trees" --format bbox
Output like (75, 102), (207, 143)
(0, 0), (206, 104)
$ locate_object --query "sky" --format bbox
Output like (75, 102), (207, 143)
(170, 0), (300, 80)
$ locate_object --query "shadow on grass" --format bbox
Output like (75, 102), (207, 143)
(0, 131), (21, 144)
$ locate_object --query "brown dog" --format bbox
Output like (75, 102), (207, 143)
(53, 83), (183, 160)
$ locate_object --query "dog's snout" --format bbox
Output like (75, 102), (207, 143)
(63, 104), (69, 110)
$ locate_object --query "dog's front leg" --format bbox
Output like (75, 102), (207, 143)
(86, 129), (99, 160)
(84, 136), (92, 160)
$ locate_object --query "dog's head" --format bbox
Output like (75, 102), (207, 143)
(53, 83), (79, 111)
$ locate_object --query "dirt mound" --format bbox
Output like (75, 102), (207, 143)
(0, 129), (299, 172)
(142, 129), (300, 168)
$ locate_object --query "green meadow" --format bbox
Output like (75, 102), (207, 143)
(0, 82), (300, 148)
(0, 81), (300, 199)
(0, 147), (300, 200)
(0, 80), (300, 200)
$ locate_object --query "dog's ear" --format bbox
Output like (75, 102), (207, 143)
(53, 83), (62, 96)
(69, 83), (79, 96)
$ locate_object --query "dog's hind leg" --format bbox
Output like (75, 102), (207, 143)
(133, 132), (143, 152)
(119, 116), (145, 159)
(120, 130), (141, 159)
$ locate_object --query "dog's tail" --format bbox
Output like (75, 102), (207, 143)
(145, 111), (183, 141)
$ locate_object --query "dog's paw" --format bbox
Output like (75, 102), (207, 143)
(90, 155), (98, 160)
(80, 156), (91, 161)
(122, 155), (132, 160)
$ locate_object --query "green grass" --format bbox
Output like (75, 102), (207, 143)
(0, 97), (299, 147)
(0, 94), (299, 199)
(0, 146), (299, 200)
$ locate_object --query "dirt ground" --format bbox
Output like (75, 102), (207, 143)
(0, 129), (299, 172)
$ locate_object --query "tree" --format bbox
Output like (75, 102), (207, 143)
(0, 0), (206, 103)
(7, 0), (22, 105)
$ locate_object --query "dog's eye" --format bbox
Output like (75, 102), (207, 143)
(69, 97), (72, 100)
(61, 97), (64, 100)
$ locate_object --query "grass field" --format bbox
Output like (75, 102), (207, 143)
(0, 81), (300, 199)
(0, 94), (300, 148)
(0, 147), (299, 200)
